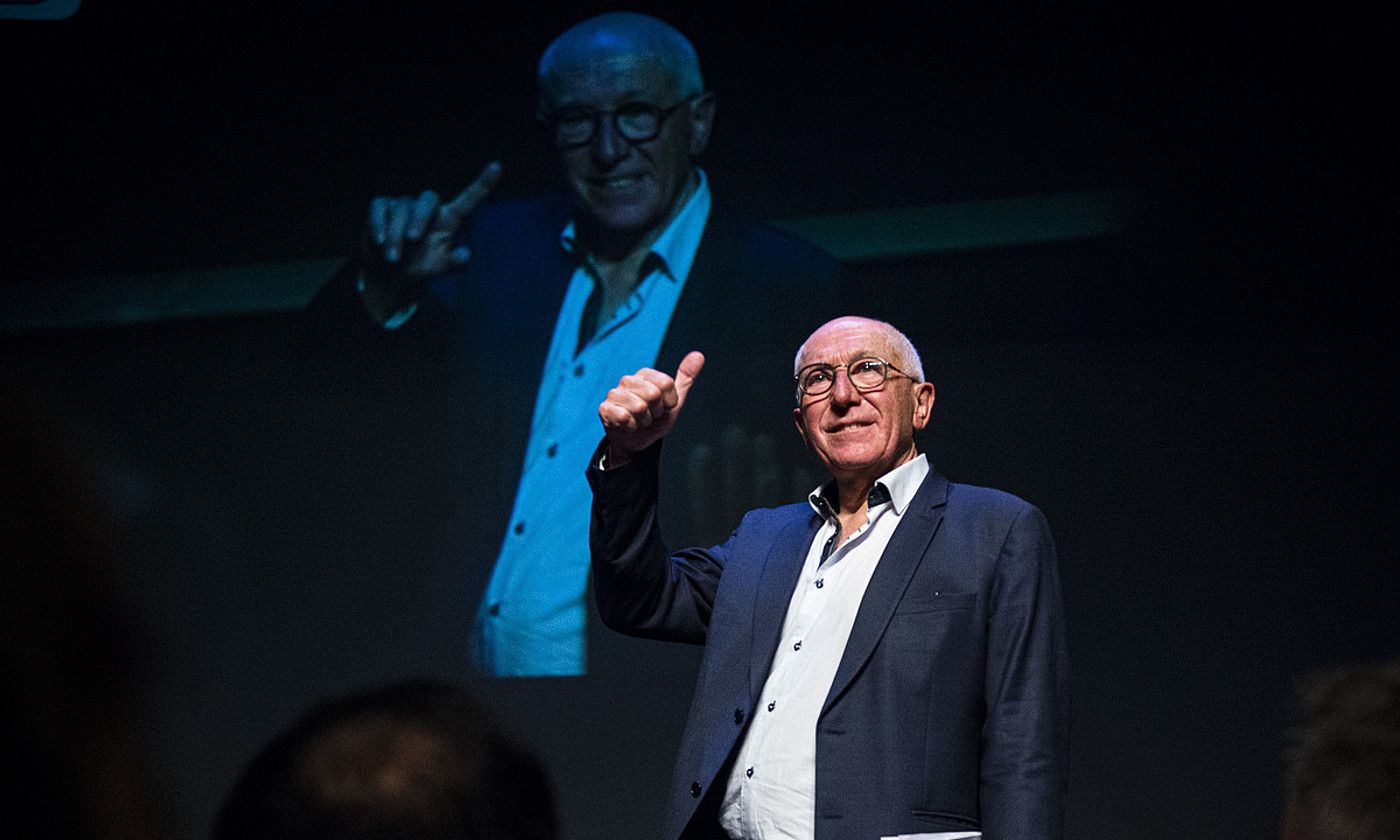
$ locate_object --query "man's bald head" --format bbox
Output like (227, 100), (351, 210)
(536, 12), (704, 107)
(794, 317), (926, 383)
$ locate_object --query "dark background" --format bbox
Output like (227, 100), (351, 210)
(3, 2), (1397, 839)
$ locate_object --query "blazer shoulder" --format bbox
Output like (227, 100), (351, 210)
(945, 481), (1045, 527)
(704, 202), (843, 283)
(737, 219), (844, 284)
(438, 194), (575, 307)
(464, 194), (573, 246)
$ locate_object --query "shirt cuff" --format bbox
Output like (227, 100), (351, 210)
(355, 273), (419, 329)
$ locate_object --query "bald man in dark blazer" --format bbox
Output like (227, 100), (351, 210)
(590, 317), (1069, 840)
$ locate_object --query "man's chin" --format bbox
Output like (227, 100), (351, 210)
(582, 207), (661, 236)
(820, 452), (884, 478)
(571, 192), (666, 236)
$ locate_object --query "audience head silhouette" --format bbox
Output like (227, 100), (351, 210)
(1284, 657), (1400, 840)
(214, 680), (556, 840)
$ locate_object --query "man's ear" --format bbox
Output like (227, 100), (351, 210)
(912, 382), (936, 430)
(688, 92), (716, 156)
(792, 406), (810, 448)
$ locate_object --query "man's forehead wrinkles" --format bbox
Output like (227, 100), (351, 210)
(801, 353), (878, 369)
(548, 55), (671, 99)
(799, 343), (893, 370)
(554, 86), (658, 108)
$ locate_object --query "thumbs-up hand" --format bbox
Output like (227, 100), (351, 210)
(599, 351), (705, 467)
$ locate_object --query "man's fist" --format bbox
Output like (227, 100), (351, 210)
(599, 351), (705, 466)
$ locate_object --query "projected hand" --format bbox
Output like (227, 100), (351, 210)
(359, 162), (503, 320)
(599, 352), (706, 467)
(366, 161), (503, 271)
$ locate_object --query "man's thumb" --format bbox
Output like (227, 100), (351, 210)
(674, 351), (706, 405)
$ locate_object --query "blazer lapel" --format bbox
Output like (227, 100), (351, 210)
(749, 510), (823, 701)
(822, 470), (950, 714)
(655, 205), (742, 373)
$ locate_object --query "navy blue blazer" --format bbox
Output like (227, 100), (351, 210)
(588, 443), (1070, 840)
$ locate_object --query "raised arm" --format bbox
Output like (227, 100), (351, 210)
(588, 352), (726, 643)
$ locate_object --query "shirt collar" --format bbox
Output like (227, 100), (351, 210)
(808, 454), (930, 521)
(558, 168), (711, 283)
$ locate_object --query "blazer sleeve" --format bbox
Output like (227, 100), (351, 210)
(586, 441), (728, 645)
(980, 503), (1071, 840)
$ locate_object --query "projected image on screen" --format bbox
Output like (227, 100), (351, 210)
(339, 11), (844, 677)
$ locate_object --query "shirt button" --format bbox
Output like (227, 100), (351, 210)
(573, 364), (585, 377)
(745, 767), (754, 778)
(513, 521), (525, 535)
(767, 701), (776, 712)
(546, 442), (558, 458)
(815, 578), (824, 588)
(793, 640), (802, 651)
(690, 781), (702, 798)
(734, 708), (745, 725)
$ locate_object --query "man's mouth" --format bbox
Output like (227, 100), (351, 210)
(594, 175), (643, 190)
(826, 421), (873, 434)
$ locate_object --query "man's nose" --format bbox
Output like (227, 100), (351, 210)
(591, 118), (629, 168)
(830, 368), (863, 406)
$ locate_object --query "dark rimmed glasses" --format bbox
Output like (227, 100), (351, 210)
(795, 357), (913, 398)
(541, 95), (699, 149)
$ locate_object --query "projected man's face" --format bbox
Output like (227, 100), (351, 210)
(542, 53), (712, 243)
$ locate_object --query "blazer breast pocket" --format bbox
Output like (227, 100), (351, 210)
(891, 591), (977, 615)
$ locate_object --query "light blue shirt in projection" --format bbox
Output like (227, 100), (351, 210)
(472, 172), (711, 676)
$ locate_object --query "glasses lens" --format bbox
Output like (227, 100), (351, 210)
(616, 104), (661, 141)
(799, 365), (837, 395)
(552, 110), (595, 146)
(849, 358), (888, 389)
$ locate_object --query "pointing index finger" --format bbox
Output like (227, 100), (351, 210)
(437, 160), (503, 228)
(368, 196), (390, 244)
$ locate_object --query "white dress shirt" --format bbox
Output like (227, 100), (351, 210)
(470, 172), (711, 676)
(718, 455), (977, 840)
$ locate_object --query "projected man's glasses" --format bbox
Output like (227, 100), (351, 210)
(542, 96), (696, 148)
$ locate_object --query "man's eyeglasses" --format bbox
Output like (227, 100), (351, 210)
(541, 95), (698, 149)
(795, 357), (913, 398)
